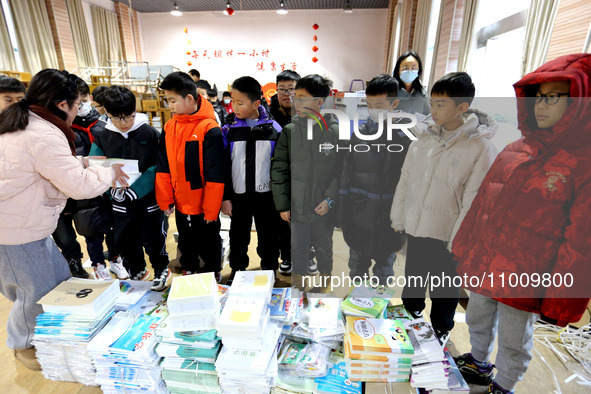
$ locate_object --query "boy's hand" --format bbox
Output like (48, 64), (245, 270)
(280, 210), (291, 222)
(112, 163), (129, 188)
(314, 200), (329, 216)
(221, 200), (233, 216)
(164, 207), (174, 216)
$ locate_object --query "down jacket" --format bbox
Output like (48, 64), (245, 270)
(0, 112), (115, 245)
(452, 53), (591, 326)
(390, 110), (498, 246)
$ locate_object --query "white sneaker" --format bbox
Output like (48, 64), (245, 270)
(109, 256), (129, 280)
(93, 263), (112, 280)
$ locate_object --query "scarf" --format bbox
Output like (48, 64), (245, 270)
(29, 104), (77, 156)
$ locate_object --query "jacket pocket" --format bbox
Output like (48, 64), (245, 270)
(185, 140), (203, 190)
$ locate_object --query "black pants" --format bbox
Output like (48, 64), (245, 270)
(277, 219), (291, 262)
(229, 192), (280, 271)
(402, 234), (459, 333)
(52, 213), (116, 265)
(175, 210), (222, 273)
(291, 219), (334, 275)
(112, 194), (169, 276)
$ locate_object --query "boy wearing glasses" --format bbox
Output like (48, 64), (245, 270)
(270, 70), (300, 128)
(453, 54), (591, 394)
(89, 86), (170, 289)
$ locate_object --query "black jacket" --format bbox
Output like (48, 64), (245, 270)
(269, 94), (292, 128)
(211, 99), (228, 127)
(72, 108), (105, 156)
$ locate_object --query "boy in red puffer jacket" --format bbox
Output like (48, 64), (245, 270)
(452, 53), (591, 394)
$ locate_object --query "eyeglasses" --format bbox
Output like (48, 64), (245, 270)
(277, 88), (296, 95)
(107, 113), (136, 123)
(400, 66), (419, 71)
(68, 100), (83, 110)
(535, 92), (569, 105)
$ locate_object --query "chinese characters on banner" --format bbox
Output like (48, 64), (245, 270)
(186, 48), (297, 72)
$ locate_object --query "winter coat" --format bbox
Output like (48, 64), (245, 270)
(338, 118), (411, 256)
(452, 53), (591, 326)
(0, 112), (115, 244)
(269, 94), (292, 128)
(271, 114), (339, 223)
(391, 110), (498, 245)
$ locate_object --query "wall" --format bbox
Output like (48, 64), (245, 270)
(141, 9), (388, 92)
(546, 0), (591, 62)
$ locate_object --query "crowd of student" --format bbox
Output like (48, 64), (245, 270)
(0, 52), (589, 394)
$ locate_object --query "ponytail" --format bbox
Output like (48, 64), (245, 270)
(0, 97), (30, 135)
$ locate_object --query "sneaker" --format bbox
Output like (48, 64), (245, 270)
(307, 259), (318, 275)
(130, 269), (150, 281)
(214, 272), (223, 283)
(68, 258), (89, 279)
(152, 268), (171, 291)
(109, 256), (129, 279)
(93, 263), (112, 280)
(435, 329), (450, 347)
(487, 381), (513, 394)
(14, 347), (41, 371)
(182, 270), (195, 276)
(408, 310), (424, 319)
(454, 353), (494, 386)
(279, 260), (292, 275)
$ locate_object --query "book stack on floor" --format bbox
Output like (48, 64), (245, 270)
(32, 278), (120, 385)
(155, 273), (222, 393)
(344, 316), (414, 383)
(416, 351), (470, 393)
(341, 282), (396, 318)
(216, 270), (282, 393)
(404, 320), (449, 390)
(270, 287), (300, 326)
(165, 273), (220, 331)
(114, 280), (153, 312)
(315, 356), (363, 394)
(88, 311), (165, 393)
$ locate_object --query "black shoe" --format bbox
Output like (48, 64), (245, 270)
(279, 260), (292, 275)
(68, 258), (89, 279)
(454, 353), (494, 386)
(152, 268), (171, 291)
(226, 269), (243, 286)
(487, 381), (513, 394)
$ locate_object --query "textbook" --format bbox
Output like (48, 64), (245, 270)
(386, 304), (414, 323)
(315, 359), (362, 394)
(217, 295), (269, 337)
(270, 287), (292, 320)
(345, 316), (414, 355)
(404, 320), (446, 365)
(228, 270), (275, 303)
(167, 273), (219, 315)
(88, 158), (141, 187)
(341, 283), (396, 318)
(38, 278), (120, 316)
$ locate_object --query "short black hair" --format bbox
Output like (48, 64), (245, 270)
(222, 91), (231, 98)
(188, 69), (200, 78)
(295, 74), (333, 98)
(102, 86), (136, 117)
(431, 72), (475, 106)
(160, 71), (198, 99)
(276, 70), (301, 84)
(195, 80), (212, 91)
(231, 76), (262, 103)
(206, 87), (218, 98)
(91, 85), (107, 105)
(366, 74), (399, 99)
(0, 76), (26, 94)
(75, 77), (90, 96)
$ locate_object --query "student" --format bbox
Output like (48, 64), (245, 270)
(390, 72), (497, 345)
(207, 85), (228, 127)
(271, 74), (339, 290)
(0, 69), (127, 370)
(452, 54), (591, 394)
(196, 80), (222, 126)
(393, 51), (430, 115)
(0, 76), (26, 111)
(90, 85), (108, 122)
(221, 91), (233, 114)
(338, 75), (410, 285)
(52, 77), (126, 280)
(157, 72), (226, 283)
(89, 86), (170, 290)
(221, 76), (282, 284)
(188, 69), (200, 83)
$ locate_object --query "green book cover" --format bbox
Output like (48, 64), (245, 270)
(341, 283), (395, 318)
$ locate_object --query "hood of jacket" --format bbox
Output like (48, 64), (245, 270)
(105, 112), (149, 138)
(419, 109), (497, 147)
(513, 53), (591, 151)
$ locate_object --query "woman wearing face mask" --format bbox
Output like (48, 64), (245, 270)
(0, 69), (128, 370)
(393, 50), (430, 116)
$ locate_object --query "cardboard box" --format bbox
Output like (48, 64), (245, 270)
(142, 100), (158, 111)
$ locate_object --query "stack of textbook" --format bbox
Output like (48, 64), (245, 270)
(166, 273), (220, 331)
(156, 319), (222, 394)
(32, 278), (120, 385)
(404, 320), (450, 390)
(341, 282), (396, 318)
(216, 271), (280, 393)
(344, 316), (414, 382)
(88, 311), (165, 393)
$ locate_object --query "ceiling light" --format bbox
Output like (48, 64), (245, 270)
(171, 2), (182, 16)
(223, 1), (235, 15)
(344, 0), (353, 13)
(277, 0), (288, 15)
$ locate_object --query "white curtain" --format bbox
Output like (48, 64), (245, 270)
(412, 0), (433, 62)
(584, 21), (591, 53)
(521, 0), (561, 76)
(457, 0), (479, 72)
(66, 0), (96, 68)
(91, 5), (123, 67)
(0, 4), (17, 70)
(8, 0), (59, 73)
(384, 0), (401, 74)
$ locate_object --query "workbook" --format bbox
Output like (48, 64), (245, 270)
(341, 283), (395, 318)
(345, 316), (414, 355)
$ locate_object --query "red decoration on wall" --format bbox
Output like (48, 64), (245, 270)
(313, 35), (317, 42)
(184, 27), (188, 34)
(187, 61), (192, 66)
(312, 57), (318, 63)
(186, 50), (191, 55)
(313, 24), (319, 30)
(312, 46), (318, 52)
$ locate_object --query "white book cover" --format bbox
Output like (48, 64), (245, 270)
(38, 278), (119, 316)
(217, 296), (268, 333)
(404, 319), (445, 359)
(308, 298), (341, 329)
(228, 270), (274, 302)
(88, 158), (141, 187)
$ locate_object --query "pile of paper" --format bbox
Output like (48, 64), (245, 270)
(404, 320), (449, 390)
(315, 357), (362, 394)
(88, 311), (166, 393)
(228, 270), (275, 303)
(114, 280), (153, 311)
(416, 351), (470, 393)
(32, 278), (120, 385)
(166, 273), (220, 331)
(344, 316), (414, 383)
(270, 288), (297, 325)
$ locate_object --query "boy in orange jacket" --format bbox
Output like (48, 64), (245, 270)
(157, 72), (226, 282)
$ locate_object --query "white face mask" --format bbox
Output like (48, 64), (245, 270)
(368, 108), (389, 123)
(77, 101), (92, 117)
(223, 98), (231, 105)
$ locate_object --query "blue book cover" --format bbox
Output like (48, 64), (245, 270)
(315, 360), (362, 394)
